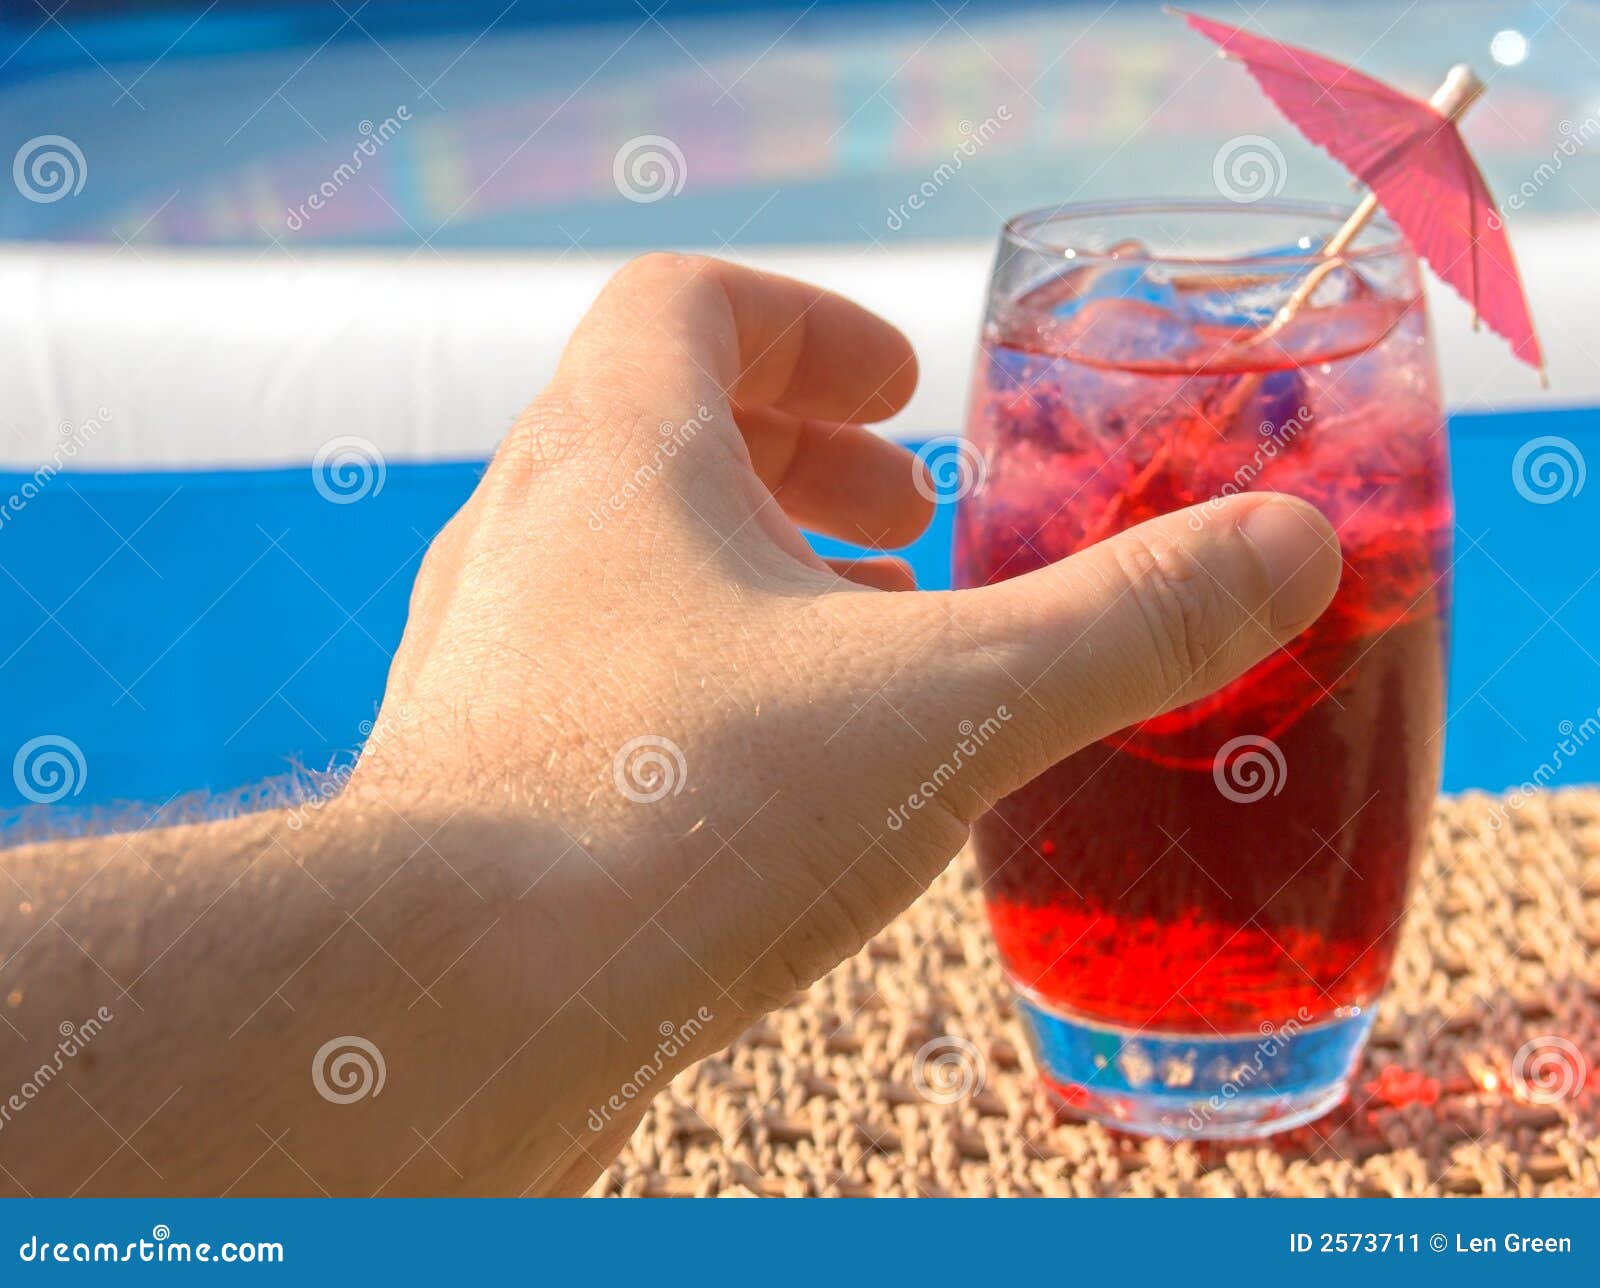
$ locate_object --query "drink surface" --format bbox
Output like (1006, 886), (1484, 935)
(955, 272), (1452, 1035)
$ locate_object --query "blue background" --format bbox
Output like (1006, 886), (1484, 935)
(2, 413), (1596, 821)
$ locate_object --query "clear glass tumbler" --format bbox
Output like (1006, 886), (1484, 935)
(954, 201), (1452, 1138)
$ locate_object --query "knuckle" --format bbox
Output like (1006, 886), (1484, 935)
(611, 251), (707, 295)
(1114, 532), (1234, 695)
(403, 554), (439, 623)
(411, 535), (448, 596)
(493, 393), (603, 487)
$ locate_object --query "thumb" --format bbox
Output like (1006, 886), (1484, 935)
(885, 492), (1341, 820)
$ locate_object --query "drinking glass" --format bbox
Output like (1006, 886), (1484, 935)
(954, 200), (1451, 1138)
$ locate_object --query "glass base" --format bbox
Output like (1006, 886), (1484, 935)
(1016, 992), (1372, 1140)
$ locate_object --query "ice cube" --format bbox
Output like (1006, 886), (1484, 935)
(1053, 295), (1207, 371)
(1251, 369), (1313, 443)
(1169, 259), (1296, 328)
(1175, 243), (1375, 330)
(1302, 260), (1374, 309)
(1035, 240), (1176, 322)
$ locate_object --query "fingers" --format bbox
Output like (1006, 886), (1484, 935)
(825, 556), (916, 592)
(883, 493), (1341, 817)
(553, 254), (918, 426)
(734, 405), (934, 549)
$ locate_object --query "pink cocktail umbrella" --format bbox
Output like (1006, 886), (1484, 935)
(1172, 7), (1544, 379)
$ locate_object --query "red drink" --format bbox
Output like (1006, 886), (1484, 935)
(954, 203), (1451, 1136)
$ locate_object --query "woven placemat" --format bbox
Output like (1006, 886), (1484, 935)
(591, 789), (1600, 1197)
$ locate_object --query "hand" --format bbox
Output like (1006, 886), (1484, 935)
(350, 253), (1342, 1189)
(0, 254), (1338, 1197)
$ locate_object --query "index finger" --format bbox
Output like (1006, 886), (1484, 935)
(553, 254), (919, 425)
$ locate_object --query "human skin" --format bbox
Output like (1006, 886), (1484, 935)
(0, 255), (1340, 1195)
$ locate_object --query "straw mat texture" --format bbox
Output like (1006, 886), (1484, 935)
(592, 789), (1600, 1197)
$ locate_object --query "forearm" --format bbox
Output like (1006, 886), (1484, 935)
(0, 797), (670, 1195)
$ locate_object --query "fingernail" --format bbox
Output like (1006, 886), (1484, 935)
(1238, 498), (1341, 634)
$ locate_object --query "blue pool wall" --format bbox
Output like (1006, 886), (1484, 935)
(1, 409), (1595, 822)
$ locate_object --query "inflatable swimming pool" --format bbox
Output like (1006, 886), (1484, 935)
(3, 0), (1597, 816)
